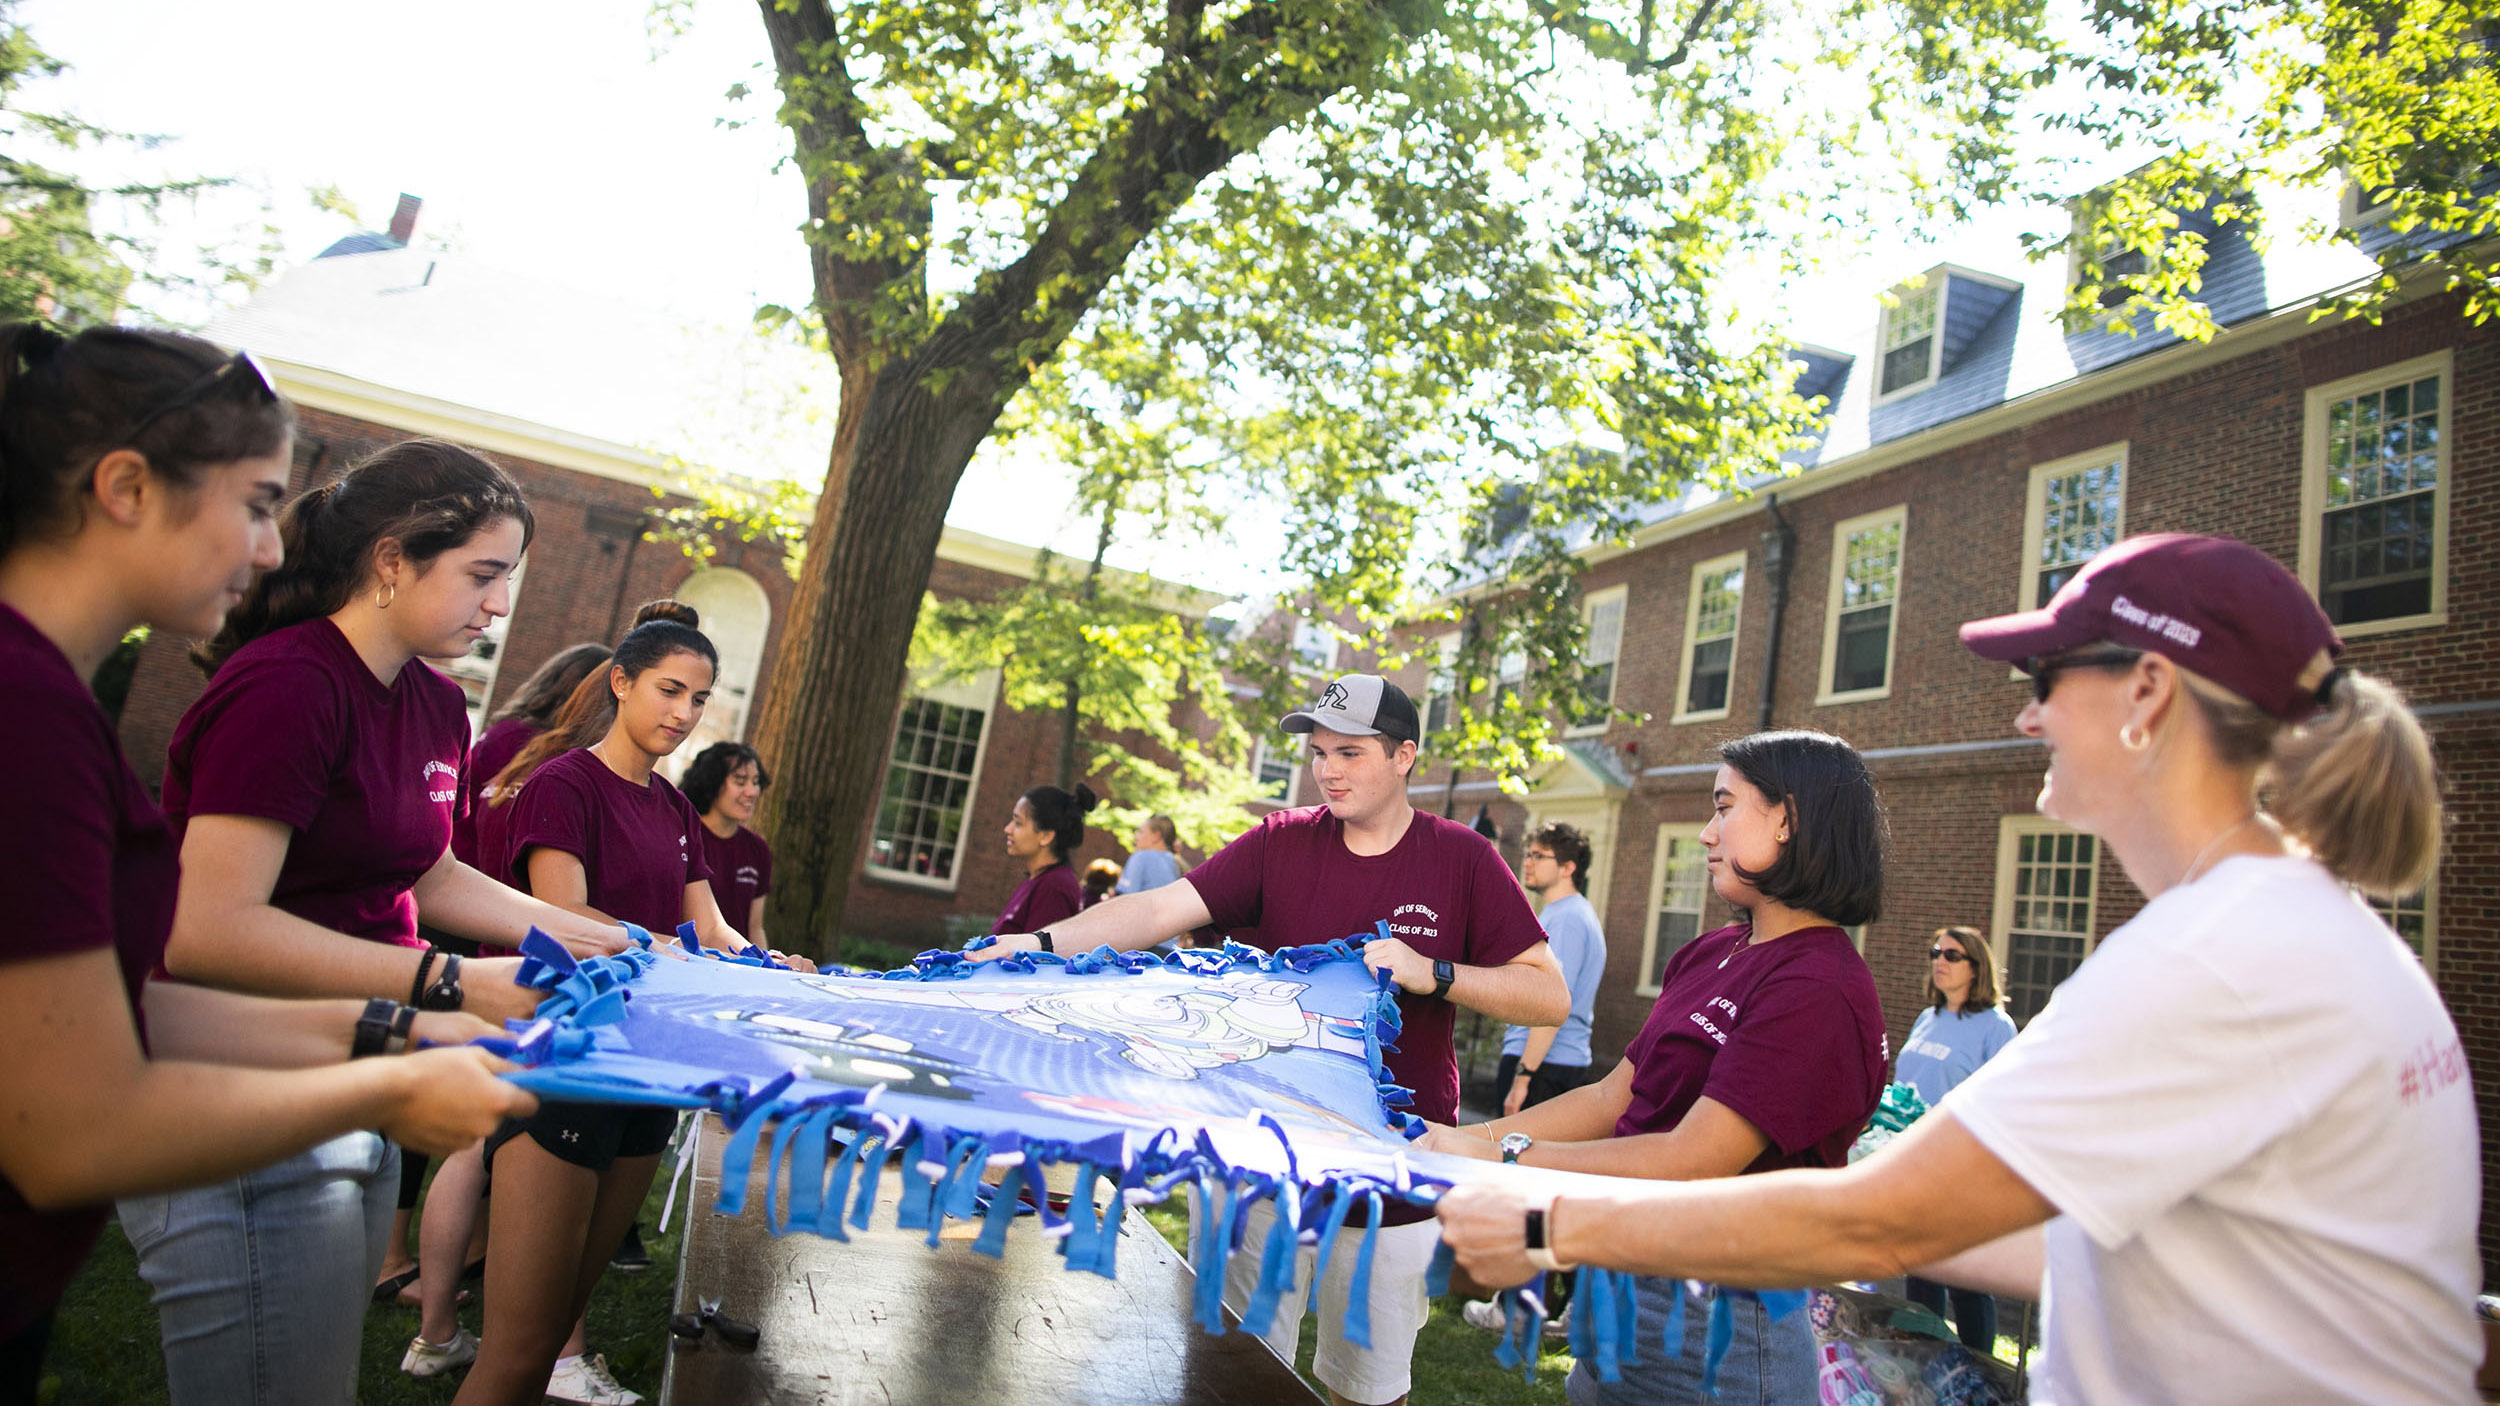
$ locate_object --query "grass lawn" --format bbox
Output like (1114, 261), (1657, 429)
(42, 1165), (687, 1406)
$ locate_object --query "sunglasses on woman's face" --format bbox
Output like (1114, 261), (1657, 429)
(1929, 946), (1972, 963)
(2025, 649), (2143, 706)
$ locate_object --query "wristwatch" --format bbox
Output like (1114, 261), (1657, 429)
(351, 1000), (420, 1058)
(1430, 959), (1456, 1000)
(1034, 930), (1057, 955)
(1499, 1132), (1532, 1164)
(417, 953), (464, 1012)
(1524, 1192), (1573, 1272)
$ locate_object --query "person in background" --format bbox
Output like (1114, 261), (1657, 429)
(1116, 813), (1184, 895)
(1461, 821), (1610, 1336)
(1082, 857), (1124, 908)
(378, 639), (611, 1306)
(995, 784), (1096, 936)
(1895, 924), (2017, 1354)
(137, 439), (627, 1404)
(0, 322), (533, 1400)
(1424, 730), (1889, 1405)
(1435, 534), (2477, 1405)
(681, 741), (774, 944)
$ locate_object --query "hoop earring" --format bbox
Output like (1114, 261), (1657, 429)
(2119, 722), (2149, 752)
(373, 580), (396, 610)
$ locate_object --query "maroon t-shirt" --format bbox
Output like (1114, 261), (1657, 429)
(502, 748), (711, 933)
(698, 824), (772, 939)
(163, 618), (469, 948)
(452, 715), (540, 869)
(996, 862), (1083, 936)
(1184, 805), (1547, 1127)
(0, 605), (180, 1337)
(1617, 923), (1889, 1171)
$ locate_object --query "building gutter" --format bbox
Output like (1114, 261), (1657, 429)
(1754, 494), (1796, 732)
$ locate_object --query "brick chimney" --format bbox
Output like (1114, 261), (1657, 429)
(387, 193), (422, 245)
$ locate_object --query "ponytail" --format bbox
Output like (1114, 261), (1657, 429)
(195, 438), (533, 675)
(2180, 667), (2441, 898)
(0, 321), (292, 558)
(485, 601), (716, 806)
(1021, 782), (1099, 862)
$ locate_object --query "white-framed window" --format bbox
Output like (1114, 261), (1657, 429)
(1569, 586), (1628, 734)
(664, 566), (773, 781)
(1291, 618), (1340, 674)
(1671, 550), (1746, 724)
(2366, 867), (2438, 973)
(1990, 816), (2101, 1026)
(438, 558), (527, 737)
(1493, 646), (1527, 707)
(1874, 279), (1943, 400)
(866, 669), (999, 891)
(1251, 736), (1299, 805)
(1640, 823), (1712, 995)
(2019, 445), (2126, 610)
(1422, 632), (1461, 736)
(1816, 505), (1907, 705)
(2298, 351), (2451, 637)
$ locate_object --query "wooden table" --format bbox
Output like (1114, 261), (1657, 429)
(662, 1115), (1324, 1406)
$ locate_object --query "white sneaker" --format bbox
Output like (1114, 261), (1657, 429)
(1461, 1298), (1508, 1333)
(400, 1327), (478, 1377)
(545, 1352), (643, 1406)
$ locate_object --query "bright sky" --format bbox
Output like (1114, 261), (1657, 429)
(18, 0), (2344, 598)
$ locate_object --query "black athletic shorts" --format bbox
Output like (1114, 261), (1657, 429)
(485, 1102), (676, 1174)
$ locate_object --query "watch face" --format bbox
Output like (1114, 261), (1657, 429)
(1500, 1132), (1532, 1163)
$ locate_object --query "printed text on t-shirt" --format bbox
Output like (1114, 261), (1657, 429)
(424, 759), (459, 804)
(2398, 1038), (2468, 1107)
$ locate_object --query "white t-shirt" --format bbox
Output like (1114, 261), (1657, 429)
(1948, 854), (2479, 1405)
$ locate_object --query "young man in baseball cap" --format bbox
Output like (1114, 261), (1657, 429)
(974, 673), (1570, 1406)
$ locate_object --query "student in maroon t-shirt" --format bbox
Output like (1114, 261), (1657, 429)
(971, 674), (1568, 1406)
(1424, 729), (1890, 1405)
(993, 783), (1096, 936)
(465, 602), (811, 1405)
(680, 740), (776, 942)
(0, 324), (531, 1397)
(452, 642), (608, 874)
(139, 440), (632, 1399)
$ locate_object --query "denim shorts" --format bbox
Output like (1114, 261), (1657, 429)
(1566, 1276), (1819, 1406)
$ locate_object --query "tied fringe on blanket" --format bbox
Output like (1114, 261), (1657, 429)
(476, 921), (1792, 1387)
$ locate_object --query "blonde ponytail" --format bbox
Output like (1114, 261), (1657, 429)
(2268, 671), (2442, 898)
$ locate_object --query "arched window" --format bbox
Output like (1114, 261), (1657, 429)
(665, 567), (770, 780)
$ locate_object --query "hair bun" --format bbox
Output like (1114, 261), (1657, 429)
(632, 599), (701, 631)
(1071, 783), (1099, 815)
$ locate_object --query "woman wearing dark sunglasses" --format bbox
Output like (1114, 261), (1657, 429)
(0, 324), (538, 1397)
(1437, 533), (2476, 1404)
(1894, 925), (2015, 1352)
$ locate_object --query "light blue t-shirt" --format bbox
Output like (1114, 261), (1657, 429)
(1500, 891), (1607, 1068)
(1115, 847), (1182, 895)
(1895, 1003), (2020, 1107)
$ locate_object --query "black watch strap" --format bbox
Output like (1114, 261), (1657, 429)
(1034, 930), (1056, 955)
(418, 953), (464, 1011)
(351, 998), (396, 1059)
(1430, 958), (1456, 1000)
(387, 1002), (418, 1055)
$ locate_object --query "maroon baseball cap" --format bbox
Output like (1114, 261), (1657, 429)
(1959, 533), (2343, 720)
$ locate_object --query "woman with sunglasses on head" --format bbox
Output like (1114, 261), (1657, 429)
(133, 437), (634, 1403)
(1437, 534), (2477, 1405)
(1423, 729), (1890, 1405)
(461, 603), (807, 1406)
(0, 324), (538, 1398)
(680, 740), (775, 946)
(1895, 925), (2016, 1354)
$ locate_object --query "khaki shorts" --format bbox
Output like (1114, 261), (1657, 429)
(1206, 1196), (1440, 1406)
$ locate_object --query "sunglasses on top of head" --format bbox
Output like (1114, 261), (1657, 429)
(123, 349), (281, 445)
(2024, 648), (2143, 706)
(1929, 945), (1972, 963)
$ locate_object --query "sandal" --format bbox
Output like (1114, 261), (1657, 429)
(371, 1265), (421, 1303)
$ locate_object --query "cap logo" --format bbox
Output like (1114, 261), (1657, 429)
(1319, 679), (1354, 712)
(2110, 594), (2202, 650)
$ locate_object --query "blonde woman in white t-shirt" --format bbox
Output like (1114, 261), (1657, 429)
(1436, 533), (2477, 1406)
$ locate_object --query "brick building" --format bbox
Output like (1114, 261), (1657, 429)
(1393, 227), (2498, 1272)
(116, 234), (1217, 954)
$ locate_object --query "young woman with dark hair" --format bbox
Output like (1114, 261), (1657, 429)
(680, 740), (774, 944)
(0, 324), (534, 1398)
(460, 603), (809, 1406)
(133, 437), (631, 1401)
(1438, 535), (2478, 1404)
(1424, 729), (1890, 1403)
(995, 782), (1097, 936)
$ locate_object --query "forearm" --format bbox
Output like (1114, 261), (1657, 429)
(1471, 1075), (1628, 1144)
(142, 981), (359, 1068)
(1913, 1225), (2045, 1300)
(1028, 883), (1209, 953)
(1449, 955), (1569, 1027)
(165, 898), (430, 1002)
(9, 1056), (416, 1209)
(1519, 1025), (1560, 1071)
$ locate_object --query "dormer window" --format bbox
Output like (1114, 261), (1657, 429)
(1876, 282), (1942, 398)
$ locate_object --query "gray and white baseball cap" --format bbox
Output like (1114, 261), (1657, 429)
(1280, 673), (1421, 744)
